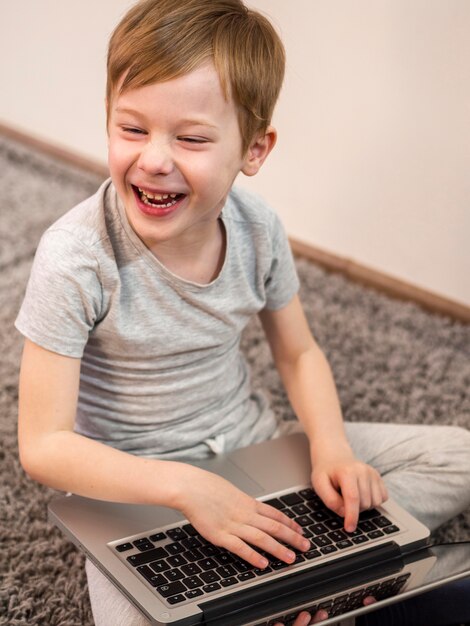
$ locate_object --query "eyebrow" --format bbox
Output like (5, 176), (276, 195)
(114, 107), (218, 130)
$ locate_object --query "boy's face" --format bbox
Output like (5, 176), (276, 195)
(107, 63), (272, 252)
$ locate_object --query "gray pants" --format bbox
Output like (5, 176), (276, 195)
(86, 421), (470, 626)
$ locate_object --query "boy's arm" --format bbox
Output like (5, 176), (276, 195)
(259, 294), (388, 532)
(18, 338), (308, 567)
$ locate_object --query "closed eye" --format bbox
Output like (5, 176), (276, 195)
(122, 126), (146, 135)
(177, 136), (208, 144)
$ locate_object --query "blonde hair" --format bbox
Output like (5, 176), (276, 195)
(106, 0), (285, 153)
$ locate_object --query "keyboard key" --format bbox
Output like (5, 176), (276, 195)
(133, 537), (151, 547)
(328, 530), (347, 542)
(292, 503), (311, 516)
(150, 560), (170, 573)
(358, 520), (377, 533)
(166, 569), (185, 582)
(149, 532), (166, 542)
(310, 523), (328, 536)
(137, 566), (167, 587)
(200, 544), (219, 557)
(312, 535), (332, 548)
(136, 541), (154, 552)
(166, 542), (185, 555)
(216, 565), (237, 578)
(167, 555), (187, 568)
(220, 576), (238, 587)
(215, 552), (234, 566)
(199, 558), (218, 571)
(200, 570), (220, 584)
(185, 588), (204, 599)
(299, 488), (316, 500)
(115, 542), (133, 552)
(183, 548), (205, 562)
(352, 535), (369, 544)
(167, 594), (186, 605)
(337, 540), (353, 550)
(156, 581), (187, 598)
(374, 516), (393, 528)
(309, 510), (330, 522)
(182, 563), (202, 576)
(167, 528), (187, 541)
(295, 515), (312, 527)
(320, 545), (338, 555)
(232, 560), (251, 573)
(280, 493), (303, 507)
(254, 566), (273, 575)
(304, 549), (321, 560)
(264, 498), (285, 510)
(182, 537), (203, 550)
(237, 571), (256, 582)
(368, 529), (385, 539)
(383, 524), (400, 534)
(181, 524), (198, 537)
(127, 547), (168, 567)
(184, 575), (204, 589)
(203, 583), (221, 593)
(325, 517), (343, 530)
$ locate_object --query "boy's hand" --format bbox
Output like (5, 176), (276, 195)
(177, 467), (311, 568)
(311, 446), (388, 533)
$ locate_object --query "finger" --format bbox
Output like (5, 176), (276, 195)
(339, 474), (360, 533)
(273, 611), (312, 626)
(313, 472), (344, 516)
(370, 475), (386, 508)
(238, 523), (298, 564)
(258, 501), (304, 535)
(380, 479), (389, 502)
(357, 472), (372, 511)
(363, 595), (377, 606)
(255, 510), (311, 553)
(222, 534), (269, 569)
(311, 609), (329, 623)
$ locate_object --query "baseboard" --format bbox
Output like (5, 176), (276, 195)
(1, 121), (469, 323)
(0, 121), (109, 178)
(290, 238), (470, 323)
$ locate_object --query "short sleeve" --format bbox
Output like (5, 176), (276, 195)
(15, 229), (103, 357)
(264, 212), (300, 310)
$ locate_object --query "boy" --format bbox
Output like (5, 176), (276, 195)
(16, 1), (470, 624)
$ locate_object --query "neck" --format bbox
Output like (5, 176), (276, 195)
(150, 219), (226, 284)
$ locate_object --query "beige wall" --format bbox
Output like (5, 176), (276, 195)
(1, 1), (469, 305)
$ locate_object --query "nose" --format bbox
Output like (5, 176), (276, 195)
(137, 139), (174, 176)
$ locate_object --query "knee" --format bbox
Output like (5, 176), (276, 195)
(430, 425), (470, 470)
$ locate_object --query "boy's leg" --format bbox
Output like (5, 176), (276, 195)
(344, 422), (470, 531)
(86, 559), (151, 626)
(273, 419), (470, 531)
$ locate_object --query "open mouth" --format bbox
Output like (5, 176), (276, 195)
(133, 185), (185, 208)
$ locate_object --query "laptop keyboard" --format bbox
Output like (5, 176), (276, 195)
(255, 570), (411, 625)
(112, 487), (401, 607)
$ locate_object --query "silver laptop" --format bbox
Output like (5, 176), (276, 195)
(48, 433), (468, 625)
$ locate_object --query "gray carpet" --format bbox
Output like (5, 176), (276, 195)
(1, 134), (469, 625)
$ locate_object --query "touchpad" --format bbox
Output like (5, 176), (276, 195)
(228, 433), (312, 493)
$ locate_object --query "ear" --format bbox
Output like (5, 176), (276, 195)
(241, 126), (277, 177)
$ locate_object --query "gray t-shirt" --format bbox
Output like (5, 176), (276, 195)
(16, 180), (299, 460)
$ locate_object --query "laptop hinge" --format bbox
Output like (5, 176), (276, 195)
(200, 541), (402, 626)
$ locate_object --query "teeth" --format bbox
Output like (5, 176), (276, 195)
(138, 187), (178, 201)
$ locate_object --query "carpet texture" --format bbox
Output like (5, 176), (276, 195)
(1, 134), (469, 625)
